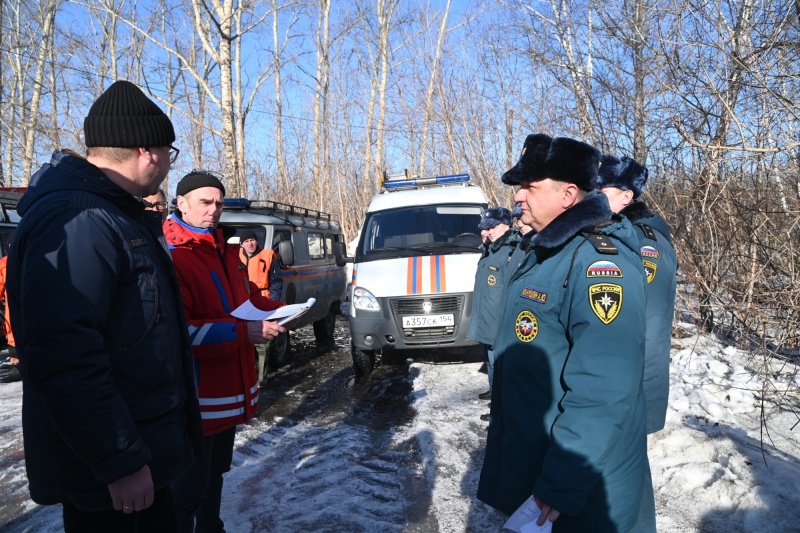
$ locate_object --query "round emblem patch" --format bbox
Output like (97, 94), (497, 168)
(515, 310), (539, 342)
(487, 274), (497, 286)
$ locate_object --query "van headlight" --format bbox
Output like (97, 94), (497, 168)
(353, 286), (380, 311)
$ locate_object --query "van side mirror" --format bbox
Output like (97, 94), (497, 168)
(278, 240), (295, 266)
(333, 241), (352, 267)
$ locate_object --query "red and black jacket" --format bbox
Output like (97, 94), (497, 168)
(165, 216), (283, 436)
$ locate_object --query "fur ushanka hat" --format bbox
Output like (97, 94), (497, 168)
(596, 155), (649, 199)
(501, 133), (601, 192)
(478, 207), (513, 230)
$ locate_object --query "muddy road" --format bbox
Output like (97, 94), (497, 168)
(0, 318), (493, 532)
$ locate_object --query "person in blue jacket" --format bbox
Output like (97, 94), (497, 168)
(597, 155), (677, 434)
(477, 134), (655, 532)
(6, 81), (203, 532)
(466, 206), (513, 420)
(597, 155), (677, 533)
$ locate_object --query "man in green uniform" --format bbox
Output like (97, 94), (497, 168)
(478, 134), (655, 532)
(467, 206), (513, 420)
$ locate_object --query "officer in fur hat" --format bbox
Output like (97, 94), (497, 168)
(477, 134), (655, 532)
(597, 155), (677, 435)
(7, 80), (203, 531)
(598, 155), (677, 531)
(466, 206), (514, 420)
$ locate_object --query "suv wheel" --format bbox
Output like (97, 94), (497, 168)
(351, 341), (376, 376)
(313, 306), (336, 341)
(268, 330), (290, 370)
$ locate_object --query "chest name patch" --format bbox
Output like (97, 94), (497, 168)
(515, 310), (539, 342)
(641, 245), (660, 259)
(129, 238), (147, 248)
(643, 260), (657, 284)
(586, 260), (622, 278)
(487, 274), (497, 286)
(520, 287), (548, 304)
(589, 283), (622, 325)
(488, 265), (500, 271)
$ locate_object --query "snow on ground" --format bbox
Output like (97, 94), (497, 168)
(1, 322), (799, 532)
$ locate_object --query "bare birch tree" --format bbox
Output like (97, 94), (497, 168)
(417, 0), (450, 176)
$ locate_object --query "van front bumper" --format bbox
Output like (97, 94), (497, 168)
(348, 292), (476, 351)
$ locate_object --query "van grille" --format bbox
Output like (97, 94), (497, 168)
(392, 296), (461, 314)
(391, 295), (463, 342)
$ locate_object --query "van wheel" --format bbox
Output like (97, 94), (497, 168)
(313, 306), (336, 341)
(351, 342), (376, 376)
(268, 331), (290, 370)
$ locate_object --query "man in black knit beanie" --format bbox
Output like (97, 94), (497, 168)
(6, 80), (202, 532)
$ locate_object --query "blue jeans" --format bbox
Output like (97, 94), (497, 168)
(173, 426), (236, 533)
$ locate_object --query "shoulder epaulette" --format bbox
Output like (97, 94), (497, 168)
(636, 222), (658, 242)
(580, 225), (619, 255)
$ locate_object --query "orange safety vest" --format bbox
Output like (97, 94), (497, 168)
(0, 256), (13, 346)
(239, 247), (277, 298)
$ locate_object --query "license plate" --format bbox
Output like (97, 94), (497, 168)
(402, 314), (454, 328)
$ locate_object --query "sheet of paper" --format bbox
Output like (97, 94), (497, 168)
(231, 298), (316, 321)
(503, 496), (552, 533)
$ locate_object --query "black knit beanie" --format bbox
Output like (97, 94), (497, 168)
(239, 230), (257, 243)
(84, 80), (175, 148)
(176, 170), (226, 197)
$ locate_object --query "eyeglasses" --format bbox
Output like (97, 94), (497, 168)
(145, 201), (168, 211)
(169, 145), (180, 164)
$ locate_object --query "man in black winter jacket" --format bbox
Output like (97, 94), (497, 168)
(6, 80), (203, 532)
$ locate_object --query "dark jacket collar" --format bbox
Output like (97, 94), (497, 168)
(619, 200), (654, 222)
(18, 150), (144, 217)
(531, 190), (612, 249)
(621, 200), (672, 244)
(489, 228), (514, 252)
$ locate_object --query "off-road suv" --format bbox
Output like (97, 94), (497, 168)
(0, 190), (22, 256)
(220, 199), (348, 376)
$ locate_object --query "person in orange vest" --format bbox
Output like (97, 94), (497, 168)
(238, 230), (283, 300)
(0, 254), (15, 350)
(0, 254), (19, 383)
(239, 230), (283, 389)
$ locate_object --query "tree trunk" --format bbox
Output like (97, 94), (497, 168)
(418, 0), (450, 176)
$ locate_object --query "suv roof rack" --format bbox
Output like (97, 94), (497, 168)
(222, 198), (336, 225)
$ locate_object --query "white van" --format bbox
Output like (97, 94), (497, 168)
(334, 174), (488, 375)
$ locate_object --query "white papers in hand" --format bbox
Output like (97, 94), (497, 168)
(503, 496), (553, 533)
(231, 297), (316, 325)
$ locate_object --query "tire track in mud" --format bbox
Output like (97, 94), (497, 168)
(221, 320), (438, 532)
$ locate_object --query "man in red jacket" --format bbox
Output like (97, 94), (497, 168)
(164, 170), (285, 533)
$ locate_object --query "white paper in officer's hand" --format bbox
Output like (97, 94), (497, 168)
(503, 496), (553, 533)
(231, 298), (316, 323)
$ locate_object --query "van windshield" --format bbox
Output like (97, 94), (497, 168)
(358, 204), (483, 261)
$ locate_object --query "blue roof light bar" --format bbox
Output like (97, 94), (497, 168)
(383, 173), (470, 190)
(223, 198), (251, 208)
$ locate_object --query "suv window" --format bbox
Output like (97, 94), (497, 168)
(273, 229), (291, 252)
(325, 235), (334, 257)
(308, 232), (324, 259)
